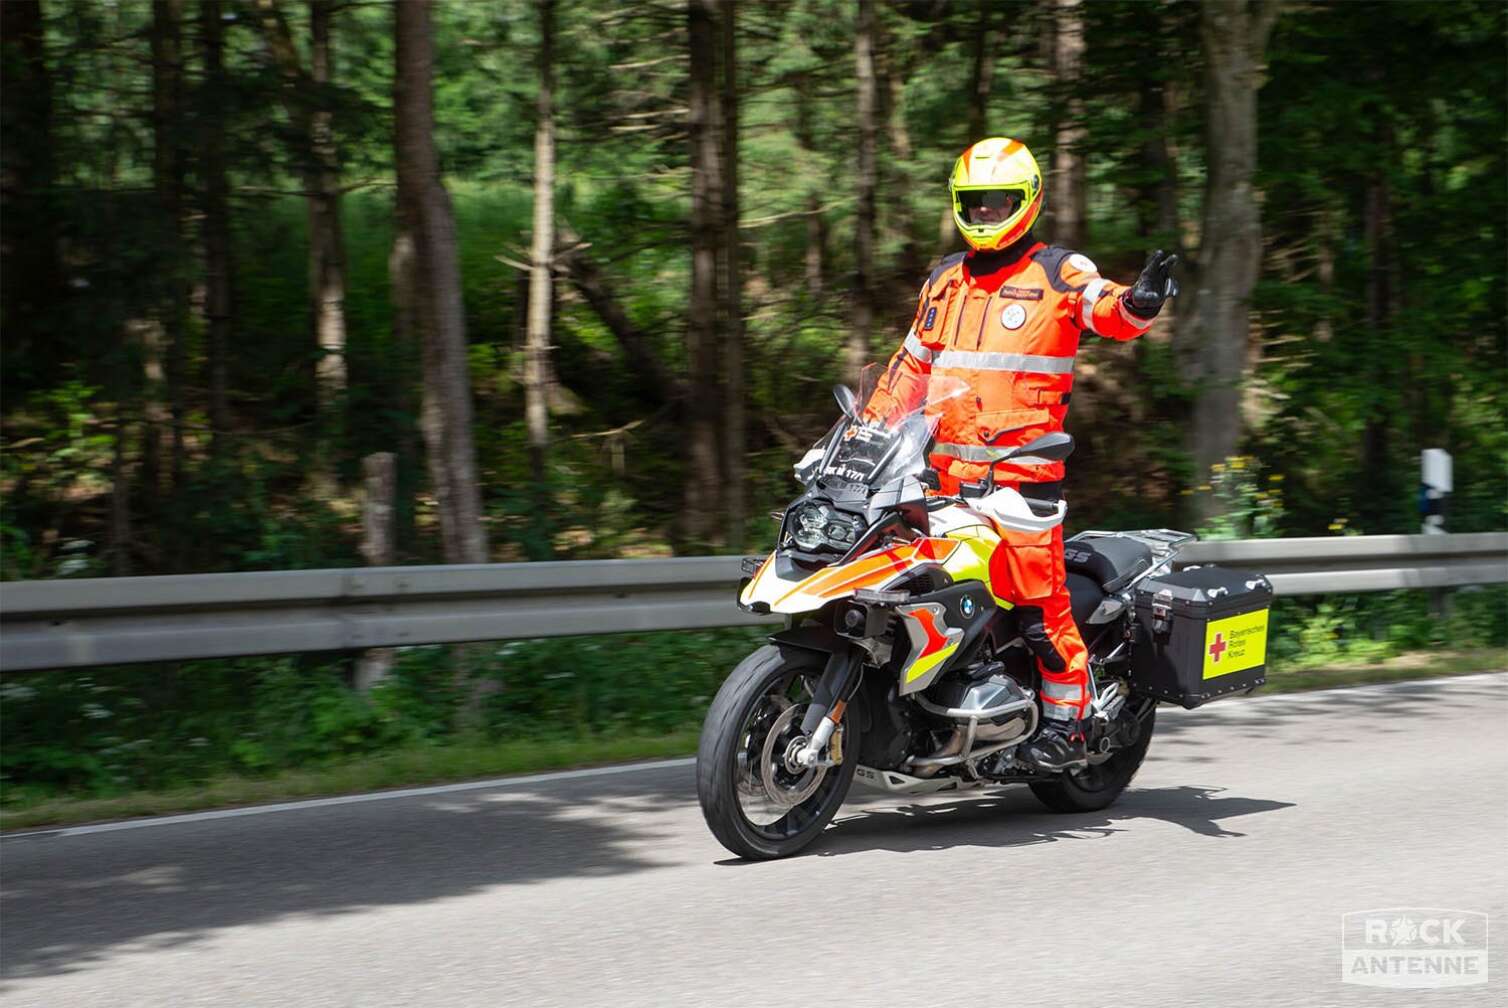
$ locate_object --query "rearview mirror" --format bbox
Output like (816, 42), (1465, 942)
(832, 384), (858, 418)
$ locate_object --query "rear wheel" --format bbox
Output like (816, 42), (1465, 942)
(697, 644), (861, 860)
(1029, 702), (1156, 814)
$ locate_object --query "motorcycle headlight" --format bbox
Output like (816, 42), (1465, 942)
(791, 503), (831, 551)
(788, 503), (863, 552)
(825, 517), (861, 546)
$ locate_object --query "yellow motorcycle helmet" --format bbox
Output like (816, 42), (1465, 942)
(949, 137), (1044, 252)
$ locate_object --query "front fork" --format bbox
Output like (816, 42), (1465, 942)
(792, 646), (862, 769)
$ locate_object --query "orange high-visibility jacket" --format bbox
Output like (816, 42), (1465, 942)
(868, 242), (1152, 490)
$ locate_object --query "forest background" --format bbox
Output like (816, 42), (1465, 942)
(1, 0), (1505, 817)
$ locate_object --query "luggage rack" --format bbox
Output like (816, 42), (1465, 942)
(1067, 529), (1198, 589)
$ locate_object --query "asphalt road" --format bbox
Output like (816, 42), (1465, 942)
(3, 673), (1505, 1008)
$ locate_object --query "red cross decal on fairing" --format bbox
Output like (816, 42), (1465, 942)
(1208, 632), (1228, 663)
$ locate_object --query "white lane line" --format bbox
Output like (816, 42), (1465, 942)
(5, 670), (1502, 841)
(2, 757), (696, 840)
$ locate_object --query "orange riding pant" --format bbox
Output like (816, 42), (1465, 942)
(987, 521), (1090, 722)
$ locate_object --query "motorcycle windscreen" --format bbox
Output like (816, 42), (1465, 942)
(814, 363), (969, 490)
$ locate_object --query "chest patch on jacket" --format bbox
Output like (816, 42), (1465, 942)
(922, 306), (939, 331)
(1000, 304), (1028, 330)
(999, 286), (1044, 301)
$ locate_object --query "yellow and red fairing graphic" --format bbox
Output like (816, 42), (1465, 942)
(740, 538), (961, 615)
(894, 601), (963, 693)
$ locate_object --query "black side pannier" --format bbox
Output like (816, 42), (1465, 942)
(1130, 565), (1274, 709)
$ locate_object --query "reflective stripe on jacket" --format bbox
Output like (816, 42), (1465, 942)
(868, 241), (1150, 488)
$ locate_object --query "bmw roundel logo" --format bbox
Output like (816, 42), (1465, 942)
(961, 596), (977, 618)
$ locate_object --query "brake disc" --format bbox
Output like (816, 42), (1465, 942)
(758, 704), (826, 808)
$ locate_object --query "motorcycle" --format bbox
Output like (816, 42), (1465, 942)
(696, 363), (1271, 860)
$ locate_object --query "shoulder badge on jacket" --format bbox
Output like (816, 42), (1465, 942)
(1029, 245), (1087, 294)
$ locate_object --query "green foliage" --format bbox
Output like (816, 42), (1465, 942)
(1253, 0), (1507, 537)
(1267, 587), (1508, 670)
(6, 0), (1504, 570)
(5, 597), (1502, 811)
(0, 379), (116, 579)
(1193, 456), (1287, 541)
(2, 0), (1505, 814)
(0, 626), (767, 805)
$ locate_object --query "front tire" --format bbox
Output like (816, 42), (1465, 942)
(697, 644), (861, 860)
(1029, 703), (1157, 814)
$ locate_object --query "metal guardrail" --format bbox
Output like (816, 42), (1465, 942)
(1, 533), (1504, 674)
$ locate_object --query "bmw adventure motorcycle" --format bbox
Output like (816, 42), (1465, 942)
(696, 364), (1270, 860)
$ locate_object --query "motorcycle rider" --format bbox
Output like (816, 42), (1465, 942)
(864, 136), (1178, 771)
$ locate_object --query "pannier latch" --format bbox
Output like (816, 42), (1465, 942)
(1150, 588), (1174, 639)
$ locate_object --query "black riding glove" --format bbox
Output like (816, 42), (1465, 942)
(1122, 249), (1180, 319)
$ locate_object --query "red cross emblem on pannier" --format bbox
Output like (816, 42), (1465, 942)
(1208, 633), (1228, 663)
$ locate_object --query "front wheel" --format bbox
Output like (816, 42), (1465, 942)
(1029, 702), (1157, 814)
(697, 644), (861, 860)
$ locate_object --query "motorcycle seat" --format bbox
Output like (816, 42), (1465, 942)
(1067, 572), (1104, 630)
(1063, 536), (1153, 593)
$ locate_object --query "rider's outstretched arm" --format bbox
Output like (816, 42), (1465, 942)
(1064, 249), (1178, 342)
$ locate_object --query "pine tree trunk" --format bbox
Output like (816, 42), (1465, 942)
(308, 0), (348, 426)
(388, 227), (421, 558)
(1050, 0), (1086, 250)
(877, 14), (922, 284)
(685, 0), (724, 547)
(150, 0), (187, 522)
(848, 0), (878, 386)
(1181, 0), (1279, 521)
(794, 73), (825, 298)
(1359, 117), (1398, 531)
(110, 401), (133, 576)
(394, 0), (488, 565)
(202, 0), (233, 460)
(966, 0), (995, 142)
(524, 0), (556, 555)
(145, 0), (187, 565)
(718, 0), (745, 549)
(255, 0), (349, 490)
(1137, 68), (1179, 245)
(0, 0), (59, 367)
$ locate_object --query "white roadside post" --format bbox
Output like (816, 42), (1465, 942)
(1421, 449), (1453, 619)
(1421, 449), (1452, 535)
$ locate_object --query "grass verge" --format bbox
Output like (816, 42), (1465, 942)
(3, 648), (1502, 833)
(1262, 647), (1505, 692)
(0, 729), (700, 833)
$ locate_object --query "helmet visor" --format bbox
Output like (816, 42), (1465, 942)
(956, 187), (1026, 222)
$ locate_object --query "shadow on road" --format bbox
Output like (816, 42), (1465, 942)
(810, 784), (1296, 859)
(2, 676), (1496, 983)
(0, 765), (693, 983)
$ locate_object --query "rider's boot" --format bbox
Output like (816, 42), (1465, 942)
(1023, 717), (1088, 771)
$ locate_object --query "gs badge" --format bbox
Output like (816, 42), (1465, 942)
(1000, 303), (1028, 330)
